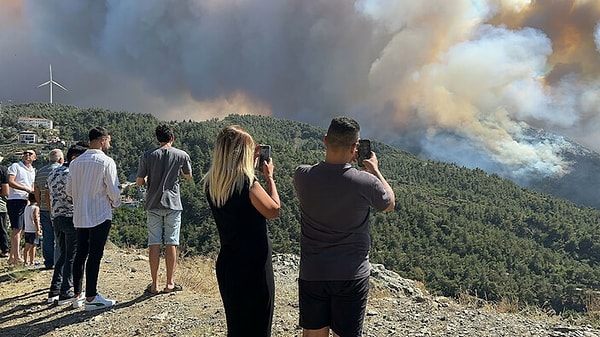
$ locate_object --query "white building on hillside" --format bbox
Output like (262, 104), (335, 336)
(19, 131), (36, 144)
(18, 117), (53, 129)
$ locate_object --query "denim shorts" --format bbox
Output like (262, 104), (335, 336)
(147, 209), (181, 246)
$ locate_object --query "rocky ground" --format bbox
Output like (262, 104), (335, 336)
(1, 244), (600, 336)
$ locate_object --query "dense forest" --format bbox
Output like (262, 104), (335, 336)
(4, 103), (600, 314)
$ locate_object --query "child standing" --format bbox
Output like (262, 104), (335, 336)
(23, 193), (40, 266)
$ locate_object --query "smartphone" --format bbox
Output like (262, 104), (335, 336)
(258, 145), (271, 171)
(357, 139), (371, 167)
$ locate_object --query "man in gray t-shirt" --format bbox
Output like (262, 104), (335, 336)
(136, 124), (192, 294)
(293, 116), (395, 337)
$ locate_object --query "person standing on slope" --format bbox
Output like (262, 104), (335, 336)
(136, 124), (192, 295)
(203, 125), (280, 336)
(67, 127), (121, 311)
(293, 116), (395, 337)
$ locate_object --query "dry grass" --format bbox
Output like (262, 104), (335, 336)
(0, 266), (39, 283)
(453, 290), (598, 326)
(177, 255), (220, 297)
(413, 280), (427, 294)
(494, 296), (521, 314)
(457, 291), (485, 308)
(584, 291), (600, 312)
(118, 244), (220, 297)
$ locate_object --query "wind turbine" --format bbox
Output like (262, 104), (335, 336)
(37, 64), (67, 103)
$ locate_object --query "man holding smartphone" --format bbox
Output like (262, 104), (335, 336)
(293, 116), (395, 337)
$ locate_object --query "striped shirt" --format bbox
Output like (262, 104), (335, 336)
(66, 149), (121, 228)
(35, 162), (61, 211)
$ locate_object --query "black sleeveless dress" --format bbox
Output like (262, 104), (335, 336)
(206, 178), (274, 337)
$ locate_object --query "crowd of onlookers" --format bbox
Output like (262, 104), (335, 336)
(1, 117), (396, 336)
(0, 129), (119, 311)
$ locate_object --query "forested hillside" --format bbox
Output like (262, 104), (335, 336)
(4, 103), (600, 314)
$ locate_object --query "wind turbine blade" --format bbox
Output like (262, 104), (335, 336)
(37, 81), (50, 87)
(52, 80), (68, 91)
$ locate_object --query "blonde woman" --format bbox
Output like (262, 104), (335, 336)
(203, 125), (280, 337)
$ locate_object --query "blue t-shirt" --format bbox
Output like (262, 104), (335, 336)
(294, 161), (393, 281)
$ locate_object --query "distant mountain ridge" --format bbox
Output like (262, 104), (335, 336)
(528, 128), (600, 210)
(395, 125), (600, 210)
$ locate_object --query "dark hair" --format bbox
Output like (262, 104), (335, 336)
(156, 124), (174, 143)
(89, 127), (110, 141)
(326, 116), (360, 148)
(66, 143), (89, 163)
(28, 193), (36, 203)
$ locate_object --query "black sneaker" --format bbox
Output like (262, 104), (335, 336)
(47, 290), (59, 304)
(57, 291), (76, 305)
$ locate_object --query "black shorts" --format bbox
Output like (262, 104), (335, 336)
(298, 276), (370, 337)
(23, 232), (39, 245)
(7, 199), (27, 230)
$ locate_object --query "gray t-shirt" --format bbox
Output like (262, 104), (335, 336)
(293, 161), (393, 281)
(137, 147), (192, 211)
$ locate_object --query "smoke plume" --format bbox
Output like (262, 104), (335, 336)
(2, 0), (600, 183)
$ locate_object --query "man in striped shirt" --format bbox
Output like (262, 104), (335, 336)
(67, 127), (121, 311)
(34, 148), (64, 270)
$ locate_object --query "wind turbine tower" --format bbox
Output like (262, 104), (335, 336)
(37, 64), (67, 103)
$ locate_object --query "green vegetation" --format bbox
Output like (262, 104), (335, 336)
(4, 103), (600, 314)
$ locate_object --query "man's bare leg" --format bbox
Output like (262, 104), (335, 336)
(303, 327), (331, 337)
(148, 244), (161, 292)
(9, 229), (23, 263)
(164, 244), (177, 289)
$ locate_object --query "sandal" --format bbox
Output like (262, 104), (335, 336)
(144, 284), (159, 295)
(162, 284), (183, 293)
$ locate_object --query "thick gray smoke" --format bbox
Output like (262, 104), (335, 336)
(3, 0), (600, 184)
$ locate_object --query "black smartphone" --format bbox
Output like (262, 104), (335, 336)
(357, 139), (371, 167)
(258, 145), (271, 171)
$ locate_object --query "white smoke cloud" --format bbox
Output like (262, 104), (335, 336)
(498, 0), (532, 13)
(2, 0), (600, 183)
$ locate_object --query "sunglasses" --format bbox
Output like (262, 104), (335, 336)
(23, 152), (35, 156)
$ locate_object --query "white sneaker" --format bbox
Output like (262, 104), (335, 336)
(72, 292), (86, 309)
(84, 293), (116, 311)
(57, 292), (76, 306)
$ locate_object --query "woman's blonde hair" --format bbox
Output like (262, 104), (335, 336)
(203, 125), (256, 208)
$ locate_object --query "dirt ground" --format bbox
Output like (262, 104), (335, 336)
(0, 245), (263, 336)
(2, 245), (600, 337)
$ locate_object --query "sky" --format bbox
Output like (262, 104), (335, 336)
(1, 0), (600, 183)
